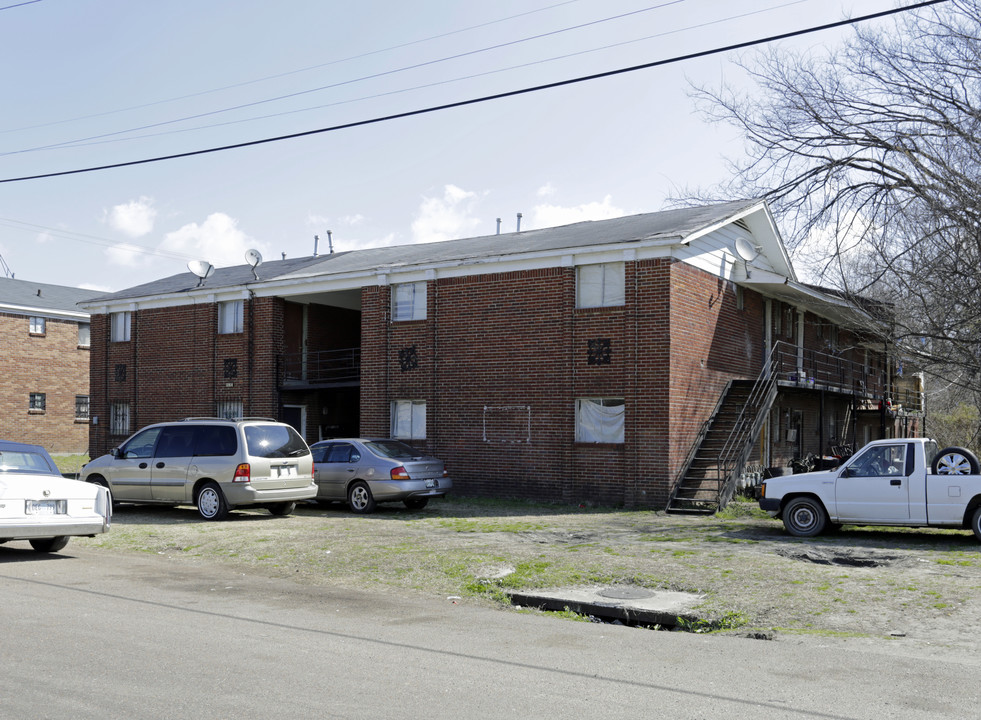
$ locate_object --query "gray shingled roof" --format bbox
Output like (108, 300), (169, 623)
(83, 199), (760, 303)
(0, 276), (101, 314)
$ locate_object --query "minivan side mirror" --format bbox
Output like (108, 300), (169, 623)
(111, 447), (122, 459)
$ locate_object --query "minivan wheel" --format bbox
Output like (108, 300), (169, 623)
(268, 501), (296, 516)
(348, 481), (376, 514)
(197, 482), (230, 521)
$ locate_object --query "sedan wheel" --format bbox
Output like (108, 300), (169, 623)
(347, 481), (376, 514)
(30, 536), (70, 553)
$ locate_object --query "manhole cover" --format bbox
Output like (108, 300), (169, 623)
(597, 587), (654, 600)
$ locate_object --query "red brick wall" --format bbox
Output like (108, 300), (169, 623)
(358, 259), (767, 508)
(0, 312), (90, 454)
(88, 297), (286, 456)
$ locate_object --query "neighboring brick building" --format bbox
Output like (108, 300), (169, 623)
(0, 277), (99, 453)
(79, 200), (922, 509)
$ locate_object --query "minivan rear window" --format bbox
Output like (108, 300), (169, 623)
(244, 425), (309, 459)
(193, 425), (238, 457)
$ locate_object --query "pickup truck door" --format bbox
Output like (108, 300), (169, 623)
(835, 442), (911, 522)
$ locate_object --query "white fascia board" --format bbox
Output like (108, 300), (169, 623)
(0, 302), (90, 321)
(681, 202), (797, 282)
(740, 274), (876, 327)
(81, 236), (683, 309)
(249, 242), (676, 298)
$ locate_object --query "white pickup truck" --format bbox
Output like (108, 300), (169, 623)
(759, 438), (981, 541)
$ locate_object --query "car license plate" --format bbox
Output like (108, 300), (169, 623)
(26, 499), (66, 515)
(274, 465), (296, 479)
(425, 479), (435, 488)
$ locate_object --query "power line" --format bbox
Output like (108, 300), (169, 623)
(0, 0), (586, 136)
(3, 0), (687, 156)
(17, 0), (808, 155)
(0, 0), (949, 185)
(0, 0), (42, 10)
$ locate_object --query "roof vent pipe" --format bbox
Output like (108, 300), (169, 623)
(327, 230), (334, 254)
(517, 213), (523, 232)
(314, 234), (319, 257)
(496, 218), (501, 235)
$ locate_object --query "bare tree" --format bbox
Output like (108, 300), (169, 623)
(693, 0), (981, 387)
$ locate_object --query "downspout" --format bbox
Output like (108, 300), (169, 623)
(132, 308), (139, 429)
(248, 290), (255, 415)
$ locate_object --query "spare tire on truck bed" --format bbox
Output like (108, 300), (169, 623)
(932, 447), (980, 475)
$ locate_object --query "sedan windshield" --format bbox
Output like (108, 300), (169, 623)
(365, 440), (421, 459)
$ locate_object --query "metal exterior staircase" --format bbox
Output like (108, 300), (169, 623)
(666, 346), (781, 514)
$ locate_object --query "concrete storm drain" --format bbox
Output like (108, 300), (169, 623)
(506, 585), (703, 627)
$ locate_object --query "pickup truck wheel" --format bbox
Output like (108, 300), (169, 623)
(971, 507), (981, 542)
(933, 447), (980, 475)
(783, 497), (827, 537)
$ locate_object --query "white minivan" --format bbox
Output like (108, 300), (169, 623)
(81, 417), (316, 520)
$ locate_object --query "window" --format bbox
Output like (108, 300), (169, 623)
(111, 311), (131, 342)
(75, 395), (90, 421)
(110, 402), (130, 435)
(78, 323), (91, 347)
(218, 300), (244, 334)
(29, 393), (46, 412)
(392, 282), (426, 321)
(29, 316), (45, 335)
(391, 400), (426, 439)
(575, 398), (625, 443)
(216, 399), (243, 420)
(576, 263), (625, 308)
(120, 426), (160, 458)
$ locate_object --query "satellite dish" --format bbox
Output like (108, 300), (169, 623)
(187, 260), (215, 287)
(245, 249), (263, 279)
(733, 236), (760, 262)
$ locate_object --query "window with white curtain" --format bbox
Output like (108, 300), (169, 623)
(218, 300), (244, 334)
(575, 398), (625, 443)
(391, 400), (426, 439)
(110, 311), (131, 342)
(29, 316), (46, 334)
(576, 263), (625, 308)
(78, 323), (91, 347)
(392, 282), (427, 321)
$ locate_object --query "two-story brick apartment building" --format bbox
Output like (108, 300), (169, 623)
(0, 276), (99, 453)
(79, 200), (922, 510)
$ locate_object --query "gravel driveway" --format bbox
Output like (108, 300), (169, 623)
(72, 497), (981, 655)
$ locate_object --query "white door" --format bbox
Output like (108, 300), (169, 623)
(835, 443), (911, 522)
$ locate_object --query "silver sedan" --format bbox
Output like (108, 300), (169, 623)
(310, 439), (451, 513)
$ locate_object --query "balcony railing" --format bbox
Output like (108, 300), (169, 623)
(770, 341), (923, 415)
(278, 348), (360, 388)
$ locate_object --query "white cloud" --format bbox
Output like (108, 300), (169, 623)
(105, 242), (151, 268)
(529, 195), (629, 230)
(537, 182), (557, 198)
(106, 197), (156, 238)
(159, 213), (268, 267)
(411, 185), (483, 243)
(341, 214), (365, 226)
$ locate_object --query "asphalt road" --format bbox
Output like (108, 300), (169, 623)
(1, 542), (977, 720)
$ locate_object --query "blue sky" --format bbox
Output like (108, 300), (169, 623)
(0, 0), (903, 291)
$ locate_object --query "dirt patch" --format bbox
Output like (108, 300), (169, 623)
(76, 498), (981, 654)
